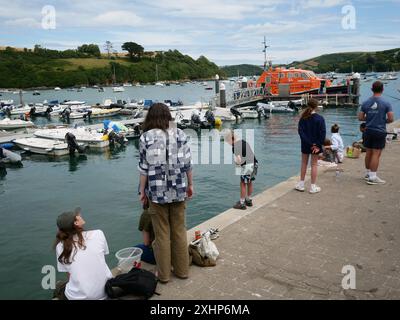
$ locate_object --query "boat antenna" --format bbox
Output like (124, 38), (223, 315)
(262, 36), (269, 71)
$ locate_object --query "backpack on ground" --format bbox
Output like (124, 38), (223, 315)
(105, 267), (158, 299)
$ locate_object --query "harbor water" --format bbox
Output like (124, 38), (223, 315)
(0, 79), (399, 299)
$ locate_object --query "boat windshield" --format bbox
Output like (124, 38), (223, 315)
(307, 71), (317, 78)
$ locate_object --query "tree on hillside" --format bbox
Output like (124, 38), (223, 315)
(77, 44), (101, 57)
(122, 42), (144, 59)
(104, 41), (113, 59)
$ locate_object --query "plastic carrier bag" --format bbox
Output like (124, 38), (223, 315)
(198, 232), (219, 262)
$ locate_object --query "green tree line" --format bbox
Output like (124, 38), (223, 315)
(0, 45), (223, 88)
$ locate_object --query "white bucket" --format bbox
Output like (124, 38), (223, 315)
(115, 247), (143, 273)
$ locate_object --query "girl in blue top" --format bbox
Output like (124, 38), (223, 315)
(296, 99), (326, 194)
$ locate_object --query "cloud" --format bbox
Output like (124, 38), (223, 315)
(300, 0), (349, 8)
(109, 31), (193, 48)
(90, 10), (143, 27)
(4, 18), (41, 28)
(144, 0), (262, 20)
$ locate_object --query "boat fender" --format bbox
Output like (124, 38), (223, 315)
(214, 117), (222, 127)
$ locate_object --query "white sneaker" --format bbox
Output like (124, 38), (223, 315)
(364, 174), (370, 181)
(367, 176), (386, 185)
(309, 185), (321, 194)
(295, 183), (305, 192)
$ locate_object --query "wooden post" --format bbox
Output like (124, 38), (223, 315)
(220, 83), (226, 108)
(19, 90), (23, 106)
(215, 74), (220, 94)
(353, 78), (360, 105)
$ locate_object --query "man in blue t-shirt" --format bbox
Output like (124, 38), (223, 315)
(358, 81), (394, 185)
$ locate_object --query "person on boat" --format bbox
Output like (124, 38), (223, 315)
(296, 98), (326, 194)
(138, 103), (193, 283)
(53, 207), (112, 300)
(358, 81), (394, 185)
(330, 124), (344, 163)
(225, 130), (258, 210)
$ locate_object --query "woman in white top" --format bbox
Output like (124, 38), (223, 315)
(53, 207), (112, 300)
(331, 124), (344, 163)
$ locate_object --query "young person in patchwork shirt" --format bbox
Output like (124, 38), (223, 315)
(138, 103), (193, 283)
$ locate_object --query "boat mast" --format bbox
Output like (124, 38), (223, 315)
(112, 64), (116, 85)
(156, 64), (159, 82)
(262, 36), (270, 71)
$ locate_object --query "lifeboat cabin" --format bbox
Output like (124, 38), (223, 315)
(256, 67), (332, 96)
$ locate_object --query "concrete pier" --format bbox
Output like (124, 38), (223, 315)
(148, 121), (400, 300)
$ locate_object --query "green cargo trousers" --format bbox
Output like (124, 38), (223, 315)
(149, 201), (189, 282)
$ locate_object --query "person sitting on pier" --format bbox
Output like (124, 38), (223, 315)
(319, 139), (335, 163)
(53, 207), (112, 300)
(296, 98), (326, 194)
(330, 124), (344, 163)
(225, 130), (258, 210)
(352, 123), (367, 152)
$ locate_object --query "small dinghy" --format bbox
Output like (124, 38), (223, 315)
(0, 118), (35, 130)
(13, 137), (85, 156)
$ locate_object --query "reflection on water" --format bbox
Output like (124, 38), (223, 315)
(68, 155), (88, 172)
(0, 79), (399, 299)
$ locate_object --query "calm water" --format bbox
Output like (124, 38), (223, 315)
(1, 78), (399, 299)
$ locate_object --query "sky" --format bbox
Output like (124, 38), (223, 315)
(0, 0), (399, 66)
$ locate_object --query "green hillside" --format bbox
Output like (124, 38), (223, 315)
(288, 48), (400, 73)
(220, 64), (263, 77)
(0, 46), (224, 88)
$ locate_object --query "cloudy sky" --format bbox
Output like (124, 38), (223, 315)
(1, 0), (399, 66)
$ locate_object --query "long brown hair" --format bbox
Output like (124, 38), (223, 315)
(301, 98), (319, 120)
(142, 103), (172, 132)
(54, 214), (86, 265)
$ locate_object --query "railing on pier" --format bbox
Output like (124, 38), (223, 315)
(213, 87), (266, 108)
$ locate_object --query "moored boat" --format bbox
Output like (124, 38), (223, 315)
(0, 118), (34, 130)
(113, 86), (125, 92)
(13, 137), (84, 156)
(34, 127), (109, 148)
(256, 67), (333, 95)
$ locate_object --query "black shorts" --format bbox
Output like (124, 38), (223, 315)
(364, 130), (386, 150)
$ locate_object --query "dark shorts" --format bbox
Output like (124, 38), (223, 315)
(364, 130), (386, 150)
(301, 143), (320, 155)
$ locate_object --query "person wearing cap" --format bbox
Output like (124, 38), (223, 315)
(53, 208), (112, 300)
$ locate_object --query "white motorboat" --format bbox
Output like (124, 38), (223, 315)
(0, 118), (34, 130)
(13, 137), (84, 156)
(155, 82), (164, 87)
(123, 83), (133, 87)
(62, 100), (86, 106)
(378, 73), (398, 81)
(256, 102), (297, 113)
(34, 127), (109, 148)
(54, 87), (61, 91)
(0, 99), (14, 105)
(113, 87), (125, 92)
